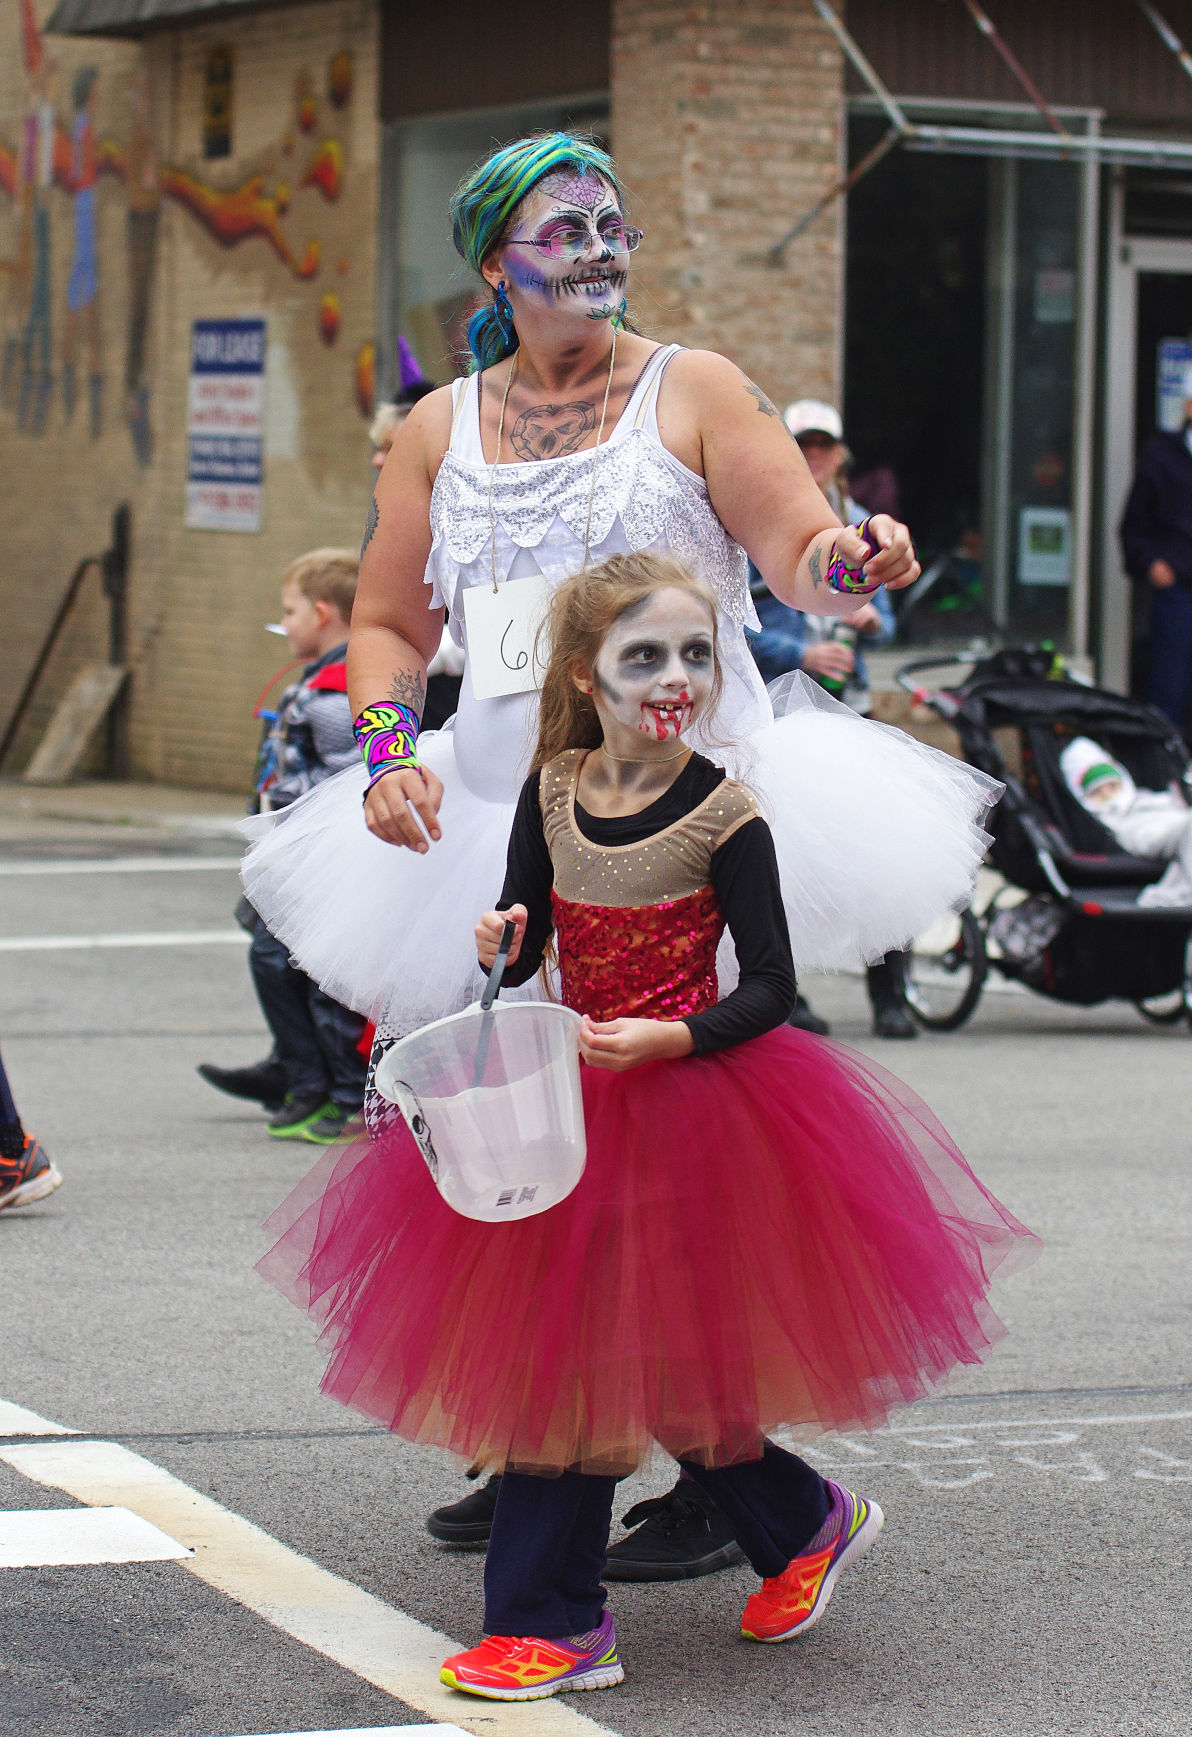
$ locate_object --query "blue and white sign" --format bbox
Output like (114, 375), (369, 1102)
(186, 318), (266, 532)
(1157, 338), (1192, 434)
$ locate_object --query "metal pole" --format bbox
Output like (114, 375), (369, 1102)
(0, 556), (101, 772)
(957, 0), (1074, 144)
(768, 125), (902, 262)
(1137, 1), (1192, 87)
(811, 0), (913, 136)
(1068, 117), (1100, 664)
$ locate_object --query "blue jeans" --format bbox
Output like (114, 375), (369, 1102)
(1148, 584), (1192, 733)
(248, 916), (366, 1111)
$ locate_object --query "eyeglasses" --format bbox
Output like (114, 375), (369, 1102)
(505, 220), (643, 261)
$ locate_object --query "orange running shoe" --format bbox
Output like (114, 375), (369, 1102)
(440, 1612), (624, 1701)
(741, 1483), (883, 1642)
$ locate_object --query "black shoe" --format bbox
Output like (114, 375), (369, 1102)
(872, 1003), (918, 1039)
(300, 1104), (360, 1145)
(427, 1472), (501, 1545)
(198, 1058), (288, 1112)
(787, 995), (830, 1037)
(0, 1136), (63, 1212)
(267, 1095), (332, 1138)
(603, 1479), (746, 1582)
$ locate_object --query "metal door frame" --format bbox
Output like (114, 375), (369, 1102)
(1100, 190), (1192, 691)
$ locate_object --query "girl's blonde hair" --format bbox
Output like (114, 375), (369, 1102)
(532, 552), (723, 772)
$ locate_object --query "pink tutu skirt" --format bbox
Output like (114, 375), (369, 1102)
(258, 1028), (1039, 1475)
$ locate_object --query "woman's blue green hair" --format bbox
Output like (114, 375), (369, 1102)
(450, 132), (629, 372)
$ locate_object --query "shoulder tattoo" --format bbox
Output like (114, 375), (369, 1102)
(361, 493), (379, 558)
(744, 379), (782, 421)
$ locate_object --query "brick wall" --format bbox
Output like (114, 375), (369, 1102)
(611, 0), (844, 409)
(0, 0), (380, 791)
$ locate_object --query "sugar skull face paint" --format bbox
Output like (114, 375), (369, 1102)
(590, 590), (717, 744)
(502, 179), (631, 322)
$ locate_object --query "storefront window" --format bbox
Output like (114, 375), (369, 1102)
(846, 103), (1096, 655)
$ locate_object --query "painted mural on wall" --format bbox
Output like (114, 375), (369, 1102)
(0, 2), (370, 469)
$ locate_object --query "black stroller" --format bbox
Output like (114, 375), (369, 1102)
(893, 647), (1192, 1031)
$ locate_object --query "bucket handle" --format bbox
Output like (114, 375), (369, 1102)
(473, 918), (516, 1087)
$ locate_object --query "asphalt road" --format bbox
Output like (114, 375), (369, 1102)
(1, 810), (1190, 1737)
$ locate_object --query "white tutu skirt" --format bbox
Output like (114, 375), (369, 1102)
(240, 675), (1000, 1030)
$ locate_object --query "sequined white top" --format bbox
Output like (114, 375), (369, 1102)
(425, 343), (771, 803)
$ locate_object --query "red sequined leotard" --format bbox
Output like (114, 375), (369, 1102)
(496, 748), (798, 1052)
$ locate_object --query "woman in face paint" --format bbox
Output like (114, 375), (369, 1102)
(348, 132), (921, 854)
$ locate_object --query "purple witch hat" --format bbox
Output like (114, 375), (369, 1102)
(397, 335), (431, 403)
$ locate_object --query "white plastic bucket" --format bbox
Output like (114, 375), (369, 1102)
(374, 1001), (586, 1222)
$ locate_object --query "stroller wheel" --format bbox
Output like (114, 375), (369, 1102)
(1134, 993), (1185, 1026)
(904, 907), (987, 1032)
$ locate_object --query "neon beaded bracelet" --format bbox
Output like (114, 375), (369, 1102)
(354, 702), (423, 797)
(825, 518), (882, 596)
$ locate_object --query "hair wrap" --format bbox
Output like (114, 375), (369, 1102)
(450, 132), (630, 371)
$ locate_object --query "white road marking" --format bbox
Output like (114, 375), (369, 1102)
(214, 1727), (470, 1735)
(0, 1505), (192, 1567)
(0, 930), (247, 952)
(0, 1399), (78, 1436)
(0, 1432), (619, 1737)
(881, 1407), (1192, 1433)
(0, 857), (242, 876)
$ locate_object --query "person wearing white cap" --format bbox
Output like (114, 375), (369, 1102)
(1120, 363), (1192, 733)
(748, 402), (913, 1039)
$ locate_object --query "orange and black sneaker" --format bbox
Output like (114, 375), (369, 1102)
(740, 1483), (883, 1642)
(440, 1612), (623, 1701)
(0, 1135), (63, 1213)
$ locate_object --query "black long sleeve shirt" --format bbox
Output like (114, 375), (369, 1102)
(493, 754), (798, 1054)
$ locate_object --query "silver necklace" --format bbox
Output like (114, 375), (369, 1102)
(486, 328), (618, 592)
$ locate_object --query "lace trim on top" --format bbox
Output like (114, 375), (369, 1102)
(425, 359), (758, 632)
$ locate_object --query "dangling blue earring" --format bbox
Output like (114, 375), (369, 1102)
(495, 281), (515, 330)
(613, 295), (628, 328)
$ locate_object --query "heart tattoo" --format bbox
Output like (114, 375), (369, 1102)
(510, 400), (597, 461)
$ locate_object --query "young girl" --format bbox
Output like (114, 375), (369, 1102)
(258, 552), (1038, 1704)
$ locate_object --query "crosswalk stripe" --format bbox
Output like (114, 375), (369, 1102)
(0, 1505), (192, 1567)
(0, 931), (248, 952)
(0, 857), (243, 876)
(0, 1431), (620, 1737)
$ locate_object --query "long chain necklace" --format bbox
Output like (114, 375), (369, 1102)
(487, 327), (618, 592)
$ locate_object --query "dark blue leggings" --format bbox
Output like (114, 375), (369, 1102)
(1149, 584), (1192, 733)
(483, 1440), (830, 1638)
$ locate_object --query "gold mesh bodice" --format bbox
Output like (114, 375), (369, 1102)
(539, 748), (760, 909)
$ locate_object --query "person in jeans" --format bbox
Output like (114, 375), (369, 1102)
(747, 400), (916, 1039)
(199, 549), (367, 1144)
(1120, 364), (1192, 736)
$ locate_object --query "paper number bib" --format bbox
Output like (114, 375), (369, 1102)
(463, 574), (554, 702)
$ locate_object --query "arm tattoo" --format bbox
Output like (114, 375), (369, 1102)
(808, 544), (824, 589)
(361, 493), (379, 557)
(387, 668), (426, 716)
(744, 379), (782, 420)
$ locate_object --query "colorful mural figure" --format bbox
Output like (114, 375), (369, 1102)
(0, 31), (365, 449)
(62, 63), (102, 437)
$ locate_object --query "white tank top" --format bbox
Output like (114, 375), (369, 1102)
(425, 343), (770, 802)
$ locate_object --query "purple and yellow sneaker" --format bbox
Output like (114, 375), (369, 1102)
(440, 1611), (623, 1701)
(741, 1482), (883, 1642)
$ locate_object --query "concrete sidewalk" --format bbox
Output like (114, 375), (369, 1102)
(0, 778), (245, 841)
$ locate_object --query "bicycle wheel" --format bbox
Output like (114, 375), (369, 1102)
(905, 907), (987, 1032)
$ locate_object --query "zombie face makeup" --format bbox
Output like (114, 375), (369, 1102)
(589, 590), (716, 745)
(501, 179), (633, 322)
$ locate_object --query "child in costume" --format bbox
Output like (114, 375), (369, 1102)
(258, 552), (1039, 1705)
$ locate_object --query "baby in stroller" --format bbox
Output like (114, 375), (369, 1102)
(1061, 736), (1192, 905)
